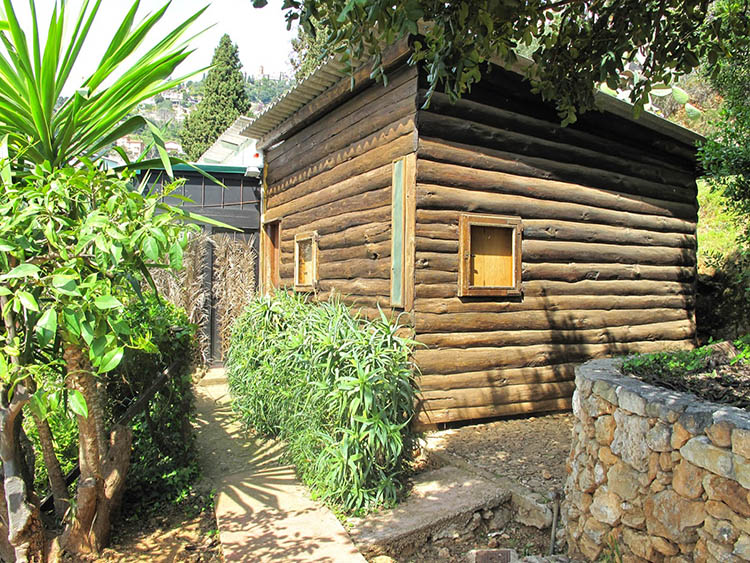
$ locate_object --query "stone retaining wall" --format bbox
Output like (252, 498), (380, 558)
(565, 358), (750, 562)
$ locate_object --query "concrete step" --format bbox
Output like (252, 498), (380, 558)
(347, 466), (512, 559)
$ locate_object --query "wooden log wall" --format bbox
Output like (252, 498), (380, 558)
(264, 63), (418, 313)
(413, 64), (699, 425)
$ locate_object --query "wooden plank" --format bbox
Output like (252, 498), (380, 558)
(391, 157), (405, 307)
(403, 153), (417, 312)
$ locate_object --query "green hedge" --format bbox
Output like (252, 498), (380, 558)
(225, 292), (419, 514)
(105, 293), (198, 511)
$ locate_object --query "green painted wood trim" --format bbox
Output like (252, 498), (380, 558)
(391, 158), (405, 307)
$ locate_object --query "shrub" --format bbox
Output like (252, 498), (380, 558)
(225, 292), (419, 514)
(105, 293), (199, 511)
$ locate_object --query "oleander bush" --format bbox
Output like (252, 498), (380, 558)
(225, 292), (419, 513)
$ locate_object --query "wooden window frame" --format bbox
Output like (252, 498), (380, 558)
(294, 231), (319, 292)
(261, 219), (281, 294)
(458, 213), (522, 297)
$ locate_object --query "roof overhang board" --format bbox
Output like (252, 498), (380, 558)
(241, 38), (412, 150)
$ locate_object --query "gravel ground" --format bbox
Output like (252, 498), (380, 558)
(423, 412), (575, 501)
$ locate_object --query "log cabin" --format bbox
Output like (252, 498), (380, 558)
(240, 40), (702, 426)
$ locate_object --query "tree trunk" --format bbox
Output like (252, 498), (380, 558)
(30, 413), (69, 519)
(61, 344), (132, 556)
(0, 385), (45, 563)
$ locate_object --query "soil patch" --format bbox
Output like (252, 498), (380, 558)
(624, 341), (750, 409)
(423, 412), (574, 501)
(64, 492), (220, 563)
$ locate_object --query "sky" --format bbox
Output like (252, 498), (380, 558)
(14, 0), (297, 89)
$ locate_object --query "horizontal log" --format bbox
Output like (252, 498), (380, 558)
(318, 258), (390, 280)
(415, 243), (695, 268)
(420, 380), (576, 410)
(417, 160), (696, 220)
(420, 93), (696, 185)
(417, 363), (578, 393)
(267, 65), (417, 167)
(418, 363), (578, 392)
(265, 164), (391, 222)
(415, 214), (696, 249)
(318, 278), (390, 297)
(417, 396), (573, 425)
(281, 222), (391, 255)
(279, 186), (390, 231)
(523, 263), (695, 283)
(414, 339), (695, 374)
(316, 292), (392, 310)
(268, 118), (416, 199)
(268, 95), (416, 184)
(415, 279), (694, 299)
(414, 295), (694, 314)
(415, 319), (695, 349)
(417, 184), (696, 234)
(318, 240), (391, 263)
(281, 206), (390, 241)
(415, 308), (690, 334)
(417, 110), (693, 193)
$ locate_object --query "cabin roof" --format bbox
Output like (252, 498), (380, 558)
(239, 49), (703, 149)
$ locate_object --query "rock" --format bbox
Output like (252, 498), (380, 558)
(370, 557), (397, 563)
(616, 386), (647, 416)
(622, 527), (656, 560)
(644, 490), (706, 543)
(592, 380), (617, 405)
(734, 534), (750, 559)
(482, 509), (493, 520)
(702, 474), (750, 517)
(466, 548), (519, 563)
(734, 454), (750, 490)
(621, 502), (646, 530)
(594, 462), (607, 486)
(515, 494), (552, 529)
(583, 517), (610, 544)
(659, 451), (674, 472)
(542, 469), (552, 480)
(651, 536), (679, 556)
(578, 466), (596, 493)
(590, 487), (622, 526)
(705, 537), (735, 561)
(706, 421), (733, 449)
(488, 537), (498, 548)
(606, 462), (641, 501)
(595, 415), (616, 446)
(646, 422), (672, 452)
(704, 514), (738, 544)
(611, 410), (650, 472)
(732, 428), (750, 460)
(671, 421), (693, 450)
(679, 406), (714, 436)
(681, 437), (734, 480)
(598, 446), (619, 466)
(578, 534), (603, 561)
(672, 460), (705, 500)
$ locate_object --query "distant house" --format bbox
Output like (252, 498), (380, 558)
(115, 135), (145, 161)
(161, 89), (183, 103)
(199, 115), (263, 176)
(236, 42), (702, 426)
(165, 140), (183, 155)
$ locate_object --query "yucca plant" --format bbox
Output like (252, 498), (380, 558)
(0, 0), (206, 173)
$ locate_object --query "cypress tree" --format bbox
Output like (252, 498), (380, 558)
(181, 34), (250, 161)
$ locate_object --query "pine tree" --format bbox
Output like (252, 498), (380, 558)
(181, 34), (250, 161)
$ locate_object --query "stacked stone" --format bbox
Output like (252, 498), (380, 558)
(564, 358), (750, 562)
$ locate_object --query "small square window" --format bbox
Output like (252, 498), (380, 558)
(294, 231), (318, 291)
(458, 214), (522, 297)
